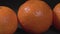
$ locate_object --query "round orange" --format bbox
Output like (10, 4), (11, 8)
(18, 0), (52, 34)
(0, 6), (18, 34)
(53, 3), (60, 30)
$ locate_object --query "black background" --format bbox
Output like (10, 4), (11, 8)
(0, 0), (60, 34)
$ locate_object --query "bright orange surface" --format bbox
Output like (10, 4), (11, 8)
(18, 1), (52, 34)
(0, 6), (18, 34)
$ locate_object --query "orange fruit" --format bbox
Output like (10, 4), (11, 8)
(18, 0), (52, 34)
(0, 6), (18, 34)
(53, 3), (60, 30)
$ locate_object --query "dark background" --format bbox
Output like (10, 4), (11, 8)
(0, 0), (60, 34)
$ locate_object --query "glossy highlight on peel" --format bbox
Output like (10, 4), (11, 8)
(18, 0), (52, 34)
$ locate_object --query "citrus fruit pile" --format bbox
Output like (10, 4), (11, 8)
(0, 0), (60, 34)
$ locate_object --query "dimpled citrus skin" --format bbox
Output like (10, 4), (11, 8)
(53, 3), (60, 30)
(18, 0), (52, 34)
(0, 6), (18, 34)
